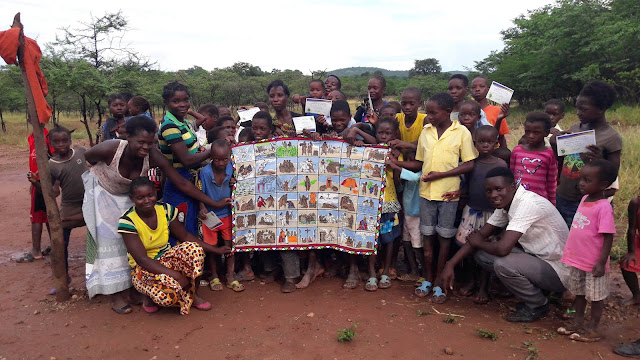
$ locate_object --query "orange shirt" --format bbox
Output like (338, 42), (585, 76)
(483, 105), (509, 135)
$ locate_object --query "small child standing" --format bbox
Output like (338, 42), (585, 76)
(127, 96), (153, 119)
(471, 77), (510, 148)
(455, 125), (507, 303)
(544, 99), (565, 147)
(405, 92), (477, 303)
(102, 93), (127, 142)
(458, 100), (492, 133)
(558, 159), (618, 342)
(198, 140), (250, 292)
(621, 192), (640, 306)
(397, 87), (426, 146)
(447, 74), (469, 121)
(510, 112), (558, 205)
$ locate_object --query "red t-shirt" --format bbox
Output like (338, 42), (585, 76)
(28, 128), (54, 179)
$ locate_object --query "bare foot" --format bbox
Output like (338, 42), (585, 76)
(343, 273), (359, 289)
(473, 287), (490, 305)
(296, 266), (325, 289)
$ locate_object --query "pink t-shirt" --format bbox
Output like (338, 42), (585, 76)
(510, 145), (557, 205)
(562, 196), (616, 272)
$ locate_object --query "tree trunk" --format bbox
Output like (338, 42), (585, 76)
(0, 109), (5, 133)
(14, 12), (70, 301)
(79, 95), (95, 146)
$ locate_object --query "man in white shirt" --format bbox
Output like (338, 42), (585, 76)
(441, 167), (569, 322)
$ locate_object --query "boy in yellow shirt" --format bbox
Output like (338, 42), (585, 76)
(401, 92), (477, 303)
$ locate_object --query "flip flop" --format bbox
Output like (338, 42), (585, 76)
(431, 286), (447, 304)
(234, 272), (255, 282)
(16, 253), (43, 263)
(209, 278), (223, 291)
(414, 277), (427, 287)
(142, 304), (159, 313)
(112, 304), (133, 314)
(227, 280), (245, 292)
(397, 273), (420, 282)
(415, 281), (432, 297)
(379, 275), (392, 289)
(193, 301), (212, 311)
(365, 277), (378, 292)
(41, 246), (51, 256)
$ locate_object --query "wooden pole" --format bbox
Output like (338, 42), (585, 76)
(13, 13), (70, 301)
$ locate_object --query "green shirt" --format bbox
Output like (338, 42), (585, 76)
(158, 112), (198, 168)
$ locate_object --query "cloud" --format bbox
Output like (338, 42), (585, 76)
(2, 0), (554, 73)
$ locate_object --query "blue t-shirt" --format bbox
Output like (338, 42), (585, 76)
(199, 162), (233, 218)
(400, 169), (421, 216)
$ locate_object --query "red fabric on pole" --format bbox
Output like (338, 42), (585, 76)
(0, 27), (51, 124)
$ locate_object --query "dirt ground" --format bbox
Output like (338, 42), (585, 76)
(1, 144), (639, 360)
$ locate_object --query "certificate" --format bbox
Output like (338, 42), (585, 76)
(305, 98), (332, 117)
(292, 116), (317, 134)
(237, 107), (261, 123)
(203, 211), (223, 230)
(556, 130), (596, 156)
(487, 81), (514, 105)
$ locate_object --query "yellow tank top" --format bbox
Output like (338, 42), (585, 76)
(125, 204), (172, 268)
(398, 113), (427, 143)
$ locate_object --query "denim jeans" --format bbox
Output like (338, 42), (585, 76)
(556, 195), (580, 229)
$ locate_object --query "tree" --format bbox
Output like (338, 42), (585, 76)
(0, 66), (24, 132)
(409, 58), (441, 77)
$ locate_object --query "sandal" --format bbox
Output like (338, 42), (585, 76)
(414, 277), (427, 287)
(41, 246), (51, 256)
(379, 275), (392, 289)
(112, 304), (133, 314)
(569, 328), (601, 342)
(199, 279), (210, 287)
(389, 268), (398, 280)
(142, 304), (159, 313)
(343, 274), (360, 289)
(414, 281), (432, 298)
(16, 253), (43, 263)
(431, 286), (447, 304)
(365, 277), (378, 292)
(557, 320), (582, 335)
(397, 273), (420, 282)
(226, 280), (245, 292)
(234, 271), (255, 282)
(209, 278), (223, 291)
(193, 301), (212, 311)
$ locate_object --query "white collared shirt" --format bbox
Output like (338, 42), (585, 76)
(488, 186), (570, 285)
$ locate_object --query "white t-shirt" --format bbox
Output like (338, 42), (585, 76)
(487, 186), (569, 285)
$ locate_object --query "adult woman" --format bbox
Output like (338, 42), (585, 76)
(119, 177), (230, 315)
(354, 75), (387, 123)
(83, 116), (221, 313)
(267, 79), (302, 136)
(324, 75), (342, 97)
(157, 82), (213, 243)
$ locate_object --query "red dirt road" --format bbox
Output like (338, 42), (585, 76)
(0, 145), (638, 359)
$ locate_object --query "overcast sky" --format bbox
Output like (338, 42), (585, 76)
(3, 0), (555, 73)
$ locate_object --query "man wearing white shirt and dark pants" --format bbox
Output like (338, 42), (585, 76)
(441, 167), (569, 322)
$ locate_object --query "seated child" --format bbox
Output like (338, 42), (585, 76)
(199, 139), (251, 292)
(558, 159), (617, 342)
(510, 112), (557, 205)
(119, 177), (231, 315)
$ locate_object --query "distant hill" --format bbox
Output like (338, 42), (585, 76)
(328, 67), (409, 78)
(327, 67), (470, 78)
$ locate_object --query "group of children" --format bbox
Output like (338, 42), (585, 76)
(21, 73), (640, 342)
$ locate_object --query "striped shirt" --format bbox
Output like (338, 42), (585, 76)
(487, 186), (569, 285)
(510, 145), (558, 206)
(118, 202), (178, 267)
(158, 112), (199, 168)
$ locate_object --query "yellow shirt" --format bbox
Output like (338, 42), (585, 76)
(118, 203), (177, 268)
(384, 154), (403, 204)
(398, 113), (427, 143)
(415, 121), (477, 201)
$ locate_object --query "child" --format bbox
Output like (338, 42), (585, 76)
(250, 113), (301, 293)
(493, 147), (512, 168)
(254, 102), (269, 113)
(402, 92), (477, 303)
(103, 93), (127, 142)
(127, 96), (153, 119)
(458, 100), (492, 132)
(293, 79), (325, 104)
(251, 111), (275, 140)
(18, 126), (53, 263)
(45, 126), (88, 293)
(324, 93), (356, 130)
(556, 81), (622, 228)
(558, 159), (617, 342)
(324, 75), (342, 96)
(544, 99), (565, 147)
(198, 104), (220, 132)
(198, 139), (250, 292)
(387, 88), (426, 160)
(510, 112), (558, 205)
(471, 77), (510, 148)
(621, 192), (640, 306)
(344, 118), (401, 291)
(447, 74), (469, 121)
(388, 150), (422, 282)
(237, 127), (253, 143)
(454, 125), (507, 303)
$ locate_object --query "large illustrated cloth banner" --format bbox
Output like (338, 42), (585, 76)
(231, 138), (390, 255)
